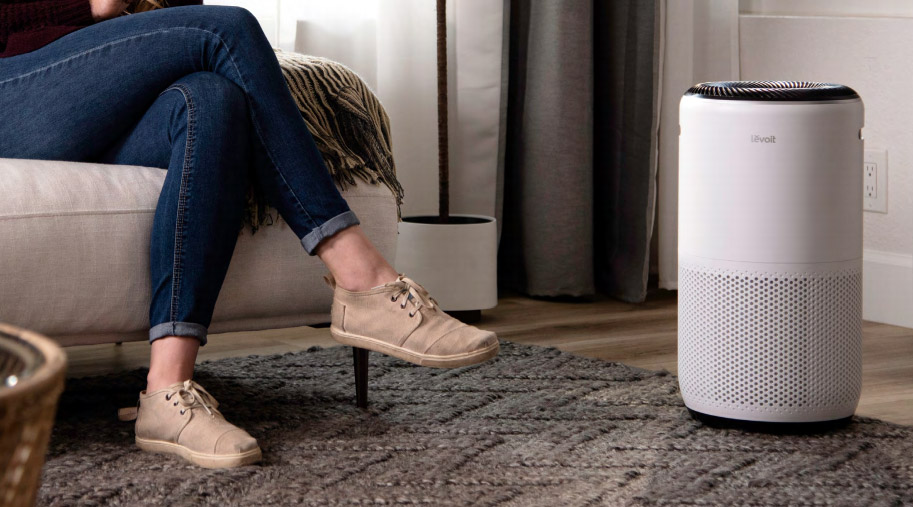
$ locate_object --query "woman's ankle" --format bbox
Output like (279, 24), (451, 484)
(316, 224), (400, 291)
(147, 335), (200, 392)
(145, 374), (190, 393)
(333, 265), (399, 292)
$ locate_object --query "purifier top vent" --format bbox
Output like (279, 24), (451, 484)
(685, 81), (858, 101)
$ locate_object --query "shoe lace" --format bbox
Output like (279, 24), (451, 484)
(390, 275), (439, 317)
(165, 380), (221, 417)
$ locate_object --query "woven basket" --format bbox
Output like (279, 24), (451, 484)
(0, 323), (66, 507)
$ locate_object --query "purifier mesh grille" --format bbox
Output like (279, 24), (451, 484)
(678, 264), (862, 416)
(685, 81), (859, 101)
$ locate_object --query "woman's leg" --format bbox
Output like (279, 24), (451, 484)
(95, 71), (261, 468)
(96, 71), (251, 390)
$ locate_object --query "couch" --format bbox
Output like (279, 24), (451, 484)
(0, 157), (398, 347)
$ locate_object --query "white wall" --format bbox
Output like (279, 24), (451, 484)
(740, 14), (912, 255)
(740, 0), (913, 18)
(738, 9), (913, 327)
(205, 0), (280, 45)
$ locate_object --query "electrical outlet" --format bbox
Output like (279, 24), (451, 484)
(863, 149), (887, 213)
(864, 163), (877, 198)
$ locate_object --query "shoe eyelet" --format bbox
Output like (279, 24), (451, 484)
(173, 401), (178, 406)
(391, 295), (398, 302)
(165, 394), (171, 401)
(409, 311), (415, 318)
(180, 409), (186, 415)
(400, 303), (406, 309)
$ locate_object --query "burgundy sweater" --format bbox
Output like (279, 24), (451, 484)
(0, 0), (203, 58)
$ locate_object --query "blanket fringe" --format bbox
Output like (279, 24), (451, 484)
(244, 51), (404, 234)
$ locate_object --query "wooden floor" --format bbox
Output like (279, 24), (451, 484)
(66, 290), (913, 425)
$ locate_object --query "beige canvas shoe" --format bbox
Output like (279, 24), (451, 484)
(129, 380), (261, 468)
(325, 273), (500, 368)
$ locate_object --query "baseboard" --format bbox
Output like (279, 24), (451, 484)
(863, 249), (913, 329)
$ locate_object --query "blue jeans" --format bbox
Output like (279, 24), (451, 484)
(0, 6), (360, 345)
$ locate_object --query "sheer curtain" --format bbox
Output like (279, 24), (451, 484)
(211, 0), (508, 223)
(656, 0), (739, 290)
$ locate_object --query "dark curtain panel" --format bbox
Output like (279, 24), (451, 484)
(499, 0), (659, 302)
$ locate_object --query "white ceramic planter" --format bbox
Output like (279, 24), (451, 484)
(394, 214), (498, 311)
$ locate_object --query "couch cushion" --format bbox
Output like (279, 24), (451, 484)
(0, 158), (398, 345)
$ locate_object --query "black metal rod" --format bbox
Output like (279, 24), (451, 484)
(353, 347), (369, 408)
(436, 0), (449, 223)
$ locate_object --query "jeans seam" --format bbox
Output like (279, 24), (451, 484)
(0, 28), (188, 87)
(186, 26), (319, 229)
(161, 84), (196, 323)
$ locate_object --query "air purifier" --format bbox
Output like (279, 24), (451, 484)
(677, 81), (864, 430)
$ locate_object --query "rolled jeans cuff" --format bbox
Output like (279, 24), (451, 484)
(149, 321), (209, 346)
(300, 210), (361, 255)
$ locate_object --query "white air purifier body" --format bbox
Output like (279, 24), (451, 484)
(677, 81), (864, 428)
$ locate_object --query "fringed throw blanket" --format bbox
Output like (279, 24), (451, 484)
(244, 50), (404, 231)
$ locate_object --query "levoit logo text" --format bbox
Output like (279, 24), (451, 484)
(751, 134), (776, 143)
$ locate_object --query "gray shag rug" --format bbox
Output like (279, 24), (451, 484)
(40, 342), (912, 506)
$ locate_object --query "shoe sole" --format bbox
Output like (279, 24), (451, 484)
(329, 327), (500, 368)
(136, 437), (262, 469)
